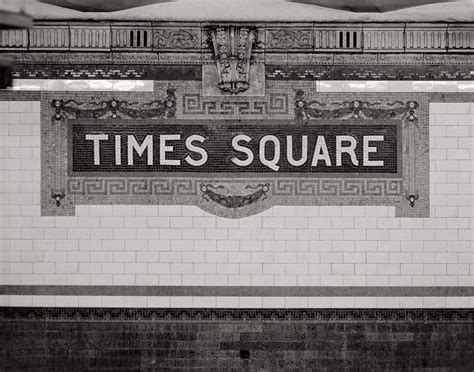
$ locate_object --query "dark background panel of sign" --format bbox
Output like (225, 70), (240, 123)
(71, 123), (398, 173)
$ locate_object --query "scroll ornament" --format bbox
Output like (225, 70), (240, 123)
(51, 89), (177, 121)
(294, 90), (418, 122)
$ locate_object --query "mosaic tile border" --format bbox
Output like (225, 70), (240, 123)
(266, 64), (474, 81)
(1, 307), (473, 321)
(8, 62), (474, 81)
(10, 63), (202, 80)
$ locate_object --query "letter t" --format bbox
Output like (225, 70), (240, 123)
(85, 134), (108, 165)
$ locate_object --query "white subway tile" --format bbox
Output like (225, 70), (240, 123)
(401, 264), (423, 275)
(205, 274), (228, 286)
(319, 206), (342, 217)
(101, 263), (124, 274)
(66, 274), (89, 285)
(32, 295), (56, 307)
(320, 229), (343, 240)
(447, 263), (469, 275)
(101, 296), (125, 307)
(366, 229), (390, 240)
(216, 296), (239, 308)
(446, 103), (471, 114)
(399, 297), (423, 308)
(320, 252), (343, 263)
(158, 205), (182, 216)
(285, 297), (309, 308)
(331, 297), (355, 307)
(251, 252), (273, 263)
(125, 263), (147, 274)
(147, 296), (171, 307)
(353, 297), (378, 307)
(239, 263), (262, 275)
(239, 297), (263, 308)
(307, 218), (331, 228)
(78, 296), (101, 307)
(192, 296), (216, 308)
(376, 297), (399, 308)
(423, 297), (446, 307)
(377, 264), (400, 275)
(343, 252), (366, 263)
(430, 103), (447, 113)
(308, 263), (332, 275)
(297, 275), (320, 286)
(101, 217), (124, 228)
(133, 275), (161, 289)
(205, 229), (228, 240)
(332, 240), (355, 252)
(9, 295), (32, 306)
(216, 263), (239, 275)
(412, 275), (436, 286)
(67, 251), (90, 262)
(296, 206), (319, 217)
(365, 80), (388, 92)
(434, 81), (458, 92)
(318, 80), (343, 92)
(457, 81), (474, 92)
(159, 275), (181, 285)
(342, 81), (366, 92)
(147, 217), (170, 228)
(89, 274), (113, 285)
(228, 275), (252, 286)
(113, 274), (135, 285)
(262, 297), (285, 308)
(193, 263), (216, 275)
(177, 274), (205, 287)
(55, 296), (79, 307)
(170, 263), (193, 274)
(251, 274), (273, 286)
(412, 81), (435, 92)
(389, 275), (412, 286)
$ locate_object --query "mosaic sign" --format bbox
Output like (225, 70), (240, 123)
(70, 121), (399, 174)
(41, 90), (428, 218)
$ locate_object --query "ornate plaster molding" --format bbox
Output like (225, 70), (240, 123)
(210, 26), (256, 95)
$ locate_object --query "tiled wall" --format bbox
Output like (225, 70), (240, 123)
(0, 83), (473, 308)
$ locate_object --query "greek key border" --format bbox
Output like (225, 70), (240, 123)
(67, 178), (402, 197)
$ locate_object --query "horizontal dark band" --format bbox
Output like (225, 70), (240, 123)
(1, 307), (473, 322)
(1, 285), (473, 297)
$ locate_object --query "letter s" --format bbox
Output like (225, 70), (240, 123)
(231, 134), (254, 167)
(184, 135), (208, 166)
